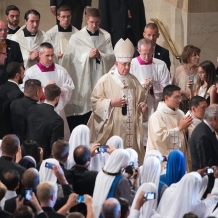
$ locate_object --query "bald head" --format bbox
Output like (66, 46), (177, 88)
(102, 198), (121, 218)
(0, 21), (7, 41)
(22, 168), (39, 190)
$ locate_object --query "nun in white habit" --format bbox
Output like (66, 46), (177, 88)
(157, 172), (218, 218)
(129, 183), (161, 218)
(92, 149), (133, 218)
(101, 136), (124, 166)
(65, 124), (90, 169)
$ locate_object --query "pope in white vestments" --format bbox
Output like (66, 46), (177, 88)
(62, 9), (115, 127)
(88, 38), (148, 163)
(21, 43), (74, 140)
(46, 5), (78, 65)
(147, 85), (193, 171)
(11, 10), (53, 69)
(130, 38), (171, 146)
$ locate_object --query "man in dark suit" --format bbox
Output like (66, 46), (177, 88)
(50, 0), (92, 30)
(134, 22), (171, 71)
(0, 62), (24, 139)
(70, 145), (98, 215)
(0, 20), (23, 67)
(190, 104), (218, 193)
(0, 135), (25, 182)
(10, 79), (42, 142)
(26, 84), (64, 159)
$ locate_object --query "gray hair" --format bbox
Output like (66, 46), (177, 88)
(204, 105), (218, 121)
(137, 38), (155, 51)
(39, 42), (53, 53)
(102, 198), (121, 218)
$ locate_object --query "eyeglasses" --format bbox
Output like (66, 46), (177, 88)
(0, 52), (7, 55)
(172, 95), (182, 100)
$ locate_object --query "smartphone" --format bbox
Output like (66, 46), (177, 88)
(25, 189), (32, 201)
(189, 74), (194, 86)
(206, 168), (214, 174)
(77, 196), (85, 203)
(95, 145), (109, 153)
(144, 192), (156, 200)
(162, 156), (167, 162)
(45, 162), (54, 169)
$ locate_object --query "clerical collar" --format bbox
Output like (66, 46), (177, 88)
(58, 24), (72, 32)
(137, 56), (153, 65)
(37, 62), (55, 72)
(86, 28), (99, 36)
(8, 26), (20, 34)
(23, 27), (37, 37)
(102, 168), (121, 176)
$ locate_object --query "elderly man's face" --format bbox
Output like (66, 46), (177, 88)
(0, 22), (8, 41)
(138, 44), (154, 63)
(6, 10), (20, 28)
(25, 13), (40, 34)
(143, 27), (159, 44)
(39, 48), (54, 67)
(115, 62), (131, 76)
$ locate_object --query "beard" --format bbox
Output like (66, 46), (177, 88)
(18, 76), (23, 85)
(54, 100), (59, 108)
(8, 20), (19, 28)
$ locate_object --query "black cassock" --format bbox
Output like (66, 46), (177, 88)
(99, 0), (146, 47)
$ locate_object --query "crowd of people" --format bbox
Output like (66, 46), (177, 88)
(1, 2), (218, 218)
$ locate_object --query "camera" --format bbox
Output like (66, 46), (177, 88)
(95, 145), (108, 153)
(144, 192), (155, 200)
(124, 161), (138, 175)
(206, 168), (214, 174)
(45, 162), (54, 169)
(25, 189), (32, 201)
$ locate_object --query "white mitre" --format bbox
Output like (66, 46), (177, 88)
(114, 38), (134, 62)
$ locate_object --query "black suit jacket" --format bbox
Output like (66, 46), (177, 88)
(50, 0), (91, 7)
(0, 207), (11, 218)
(10, 96), (37, 141)
(42, 207), (65, 218)
(0, 65), (8, 85)
(134, 43), (171, 71)
(0, 81), (23, 139)
(5, 39), (23, 67)
(190, 121), (218, 192)
(69, 165), (98, 215)
(26, 103), (64, 159)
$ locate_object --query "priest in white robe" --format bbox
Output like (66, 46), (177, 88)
(130, 38), (171, 146)
(87, 38), (148, 164)
(21, 42), (74, 140)
(147, 85), (193, 171)
(46, 5), (78, 65)
(11, 9), (53, 69)
(62, 8), (115, 131)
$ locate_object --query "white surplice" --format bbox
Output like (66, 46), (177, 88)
(130, 57), (171, 146)
(62, 27), (115, 117)
(46, 25), (78, 65)
(11, 25), (53, 69)
(21, 63), (74, 140)
(146, 101), (189, 170)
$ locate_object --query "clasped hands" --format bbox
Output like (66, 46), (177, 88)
(89, 48), (100, 59)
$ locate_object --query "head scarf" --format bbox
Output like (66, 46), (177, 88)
(130, 183), (161, 218)
(39, 158), (60, 183)
(125, 148), (138, 168)
(161, 150), (186, 186)
(157, 172), (202, 218)
(144, 150), (162, 162)
(92, 149), (130, 218)
(65, 125), (90, 169)
(140, 156), (161, 209)
(18, 156), (36, 169)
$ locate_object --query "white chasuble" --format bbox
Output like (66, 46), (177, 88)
(87, 67), (147, 164)
(147, 101), (189, 171)
(21, 64), (75, 140)
(11, 25), (53, 69)
(62, 27), (115, 117)
(130, 57), (171, 146)
(46, 25), (78, 65)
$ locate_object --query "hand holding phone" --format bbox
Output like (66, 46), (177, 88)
(206, 168), (214, 174)
(189, 74), (194, 86)
(95, 145), (109, 153)
(25, 189), (32, 201)
(45, 162), (54, 169)
(144, 192), (155, 200)
(77, 196), (85, 203)
(162, 156), (167, 162)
